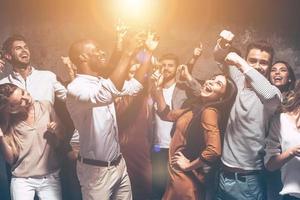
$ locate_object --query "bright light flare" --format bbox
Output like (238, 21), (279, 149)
(114, 0), (152, 22)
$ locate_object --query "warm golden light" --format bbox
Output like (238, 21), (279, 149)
(113, 0), (153, 24)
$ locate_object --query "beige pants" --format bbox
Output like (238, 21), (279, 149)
(77, 157), (132, 200)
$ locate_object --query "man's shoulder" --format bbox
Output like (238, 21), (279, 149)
(0, 76), (10, 84)
(33, 68), (56, 78)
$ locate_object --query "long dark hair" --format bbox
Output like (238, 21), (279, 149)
(178, 76), (237, 163)
(183, 75), (237, 134)
(282, 81), (300, 128)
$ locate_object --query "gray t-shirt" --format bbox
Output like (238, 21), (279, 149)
(221, 66), (281, 170)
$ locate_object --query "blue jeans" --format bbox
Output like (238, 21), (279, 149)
(216, 171), (266, 200)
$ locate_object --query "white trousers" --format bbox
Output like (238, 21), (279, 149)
(77, 157), (132, 200)
(10, 170), (62, 200)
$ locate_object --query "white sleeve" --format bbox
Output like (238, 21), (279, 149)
(67, 78), (143, 107)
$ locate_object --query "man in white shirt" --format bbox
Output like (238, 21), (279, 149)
(66, 36), (158, 200)
(0, 34), (67, 200)
(0, 35), (67, 104)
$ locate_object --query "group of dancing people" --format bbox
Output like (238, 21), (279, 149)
(0, 24), (299, 200)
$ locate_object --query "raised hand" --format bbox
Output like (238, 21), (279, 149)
(116, 19), (128, 41)
(116, 19), (128, 51)
(0, 127), (3, 137)
(61, 56), (76, 81)
(144, 31), (159, 52)
(218, 30), (235, 48)
(193, 42), (203, 57)
(177, 64), (192, 82)
(225, 52), (245, 66)
(151, 68), (164, 88)
(0, 58), (5, 73)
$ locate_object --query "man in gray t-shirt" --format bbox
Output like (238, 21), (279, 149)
(214, 30), (281, 200)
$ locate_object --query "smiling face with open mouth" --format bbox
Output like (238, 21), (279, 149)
(200, 75), (227, 101)
(9, 40), (31, 68)
(270, 62), (289, 87)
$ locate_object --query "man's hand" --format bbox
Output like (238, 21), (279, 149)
(193, 42), (203, 57)
(145, 31), (159, 52)
(151, 68), (164, 88)
(218, 30), (235, 49)
(177, 64), (192, 82)
(0, 59), (5, 73)
(116, 19), (128, 51)
(61, 56), (76, 81)
(225, 52), (244, 66)
(116, 19), (128, 41)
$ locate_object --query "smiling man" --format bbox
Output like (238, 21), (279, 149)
(0, 35), (67, 104)
(214, 31), (282, 200)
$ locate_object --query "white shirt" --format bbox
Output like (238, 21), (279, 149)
(66, 74), (143, 161)
(154, 83), (176, 148)
(0, 67), (67, 104)
(265, 113), (300, 198)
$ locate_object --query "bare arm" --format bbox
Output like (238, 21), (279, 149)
(266, 147), (300, 171)
(0, 128), (17, 165)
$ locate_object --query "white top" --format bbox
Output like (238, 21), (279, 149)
(221, 66), (281, 170)
(66, 74), (143, 161)
(265, 113), (300, 198)
(154, 83), (176, 148)
(0, 67), (67, 104)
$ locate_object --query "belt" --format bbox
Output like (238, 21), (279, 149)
(222, 170), (261, 182)
(78, 154), (122, 167)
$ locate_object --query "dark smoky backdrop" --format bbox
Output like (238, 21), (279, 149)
(0, 0), (299, 81)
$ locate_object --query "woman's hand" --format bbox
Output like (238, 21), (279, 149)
(171, 151), (191, 172)
(288, 145), (300, 158)
(47, 122), (58, 134)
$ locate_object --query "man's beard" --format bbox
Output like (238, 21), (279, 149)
(163, 73), (176, 83)
(11, 58), (30, 69)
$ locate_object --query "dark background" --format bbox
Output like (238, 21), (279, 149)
(0, 0), (299, 80)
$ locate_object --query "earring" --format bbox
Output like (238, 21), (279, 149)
(288, 79), (291, 82)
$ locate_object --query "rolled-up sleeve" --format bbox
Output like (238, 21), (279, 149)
(199, 108), (222, 164)
(67, 77), (143, 107)
(264, 115), (282, 165)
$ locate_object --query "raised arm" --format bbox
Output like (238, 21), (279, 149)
(186, 43), (203, 72)
(225, 52), (281, 108)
